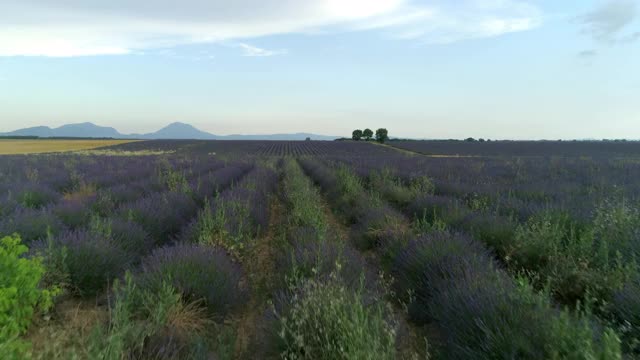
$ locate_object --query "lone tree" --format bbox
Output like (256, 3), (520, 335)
(375, 128), (389, 143)
(352, 129), (363, 141)
(363, 128), (374, 141)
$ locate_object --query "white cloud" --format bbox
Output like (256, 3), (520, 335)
(236, 43), (287, 57)
(0, 0), (542, 57)
(362, 1), (542, 43)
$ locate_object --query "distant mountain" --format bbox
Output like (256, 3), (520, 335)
(0, 122), (339, 140)
(140, 122), (217, 140)
(0, 122), (123, 139)
(54, 122), (122, 138)
(6, 126), (55, 137)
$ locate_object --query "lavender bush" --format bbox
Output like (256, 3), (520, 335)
(53, 199), (92, 229)
(0, 207), (64, 243)
(139, 243), (247, 318)
(16, 183), (59, 209)
(394, 231), (621, 358)
(47, 229), (131, 297)
(277, 235), (368, 288)
(120, 192), (198, 246)
(108, 218), (154, 258)
(393, 231), (494, 324)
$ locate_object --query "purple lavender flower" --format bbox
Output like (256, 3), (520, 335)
(119, 192), (197, 246)
(0, 206), (65, 243)
(393, 231), (495, 324)
(277, 234), (368, 287)
(109, 217), (153, 258)
(139, 243), (247, 318)
(53, 199), (91, 229)
(52, 229), (131, 297)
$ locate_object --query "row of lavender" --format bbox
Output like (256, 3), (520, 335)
(103, 163), (277, 358)
(104, 139), (399, 157)
(255, 159), (399, 358)
(388, 140), (640, 158)
(36, 158), (249, 295)
(0, 155), (191, 218)
(0, 155), (234, 244)
(324, 154), (640, 354)
(2, 154), (284, 358)
(162, 163), (277, 358)
(299, 158), (623, 358)
(331, 155), (640, 223)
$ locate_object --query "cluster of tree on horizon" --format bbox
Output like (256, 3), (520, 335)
(351, 128), (389, 143)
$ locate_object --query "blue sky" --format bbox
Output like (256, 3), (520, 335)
(0, 0), (638, 139)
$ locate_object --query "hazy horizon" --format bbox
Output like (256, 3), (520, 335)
(0, 121), (343, 137)
(1, 0), (639, 140)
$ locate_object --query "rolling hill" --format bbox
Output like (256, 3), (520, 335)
(0, 122), (338, 141)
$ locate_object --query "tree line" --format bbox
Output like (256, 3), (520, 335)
(351, 128), (389, 143)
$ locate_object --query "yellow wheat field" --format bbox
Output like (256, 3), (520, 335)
(0, 139), (138, 155)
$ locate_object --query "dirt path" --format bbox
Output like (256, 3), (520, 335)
(311, 181), (430, 359)
(234, 163), (431, 359)
(233, 195), (284, 359)
(371, 141), (483, 159)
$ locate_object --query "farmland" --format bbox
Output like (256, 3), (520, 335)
(0, 139), (138, 155)
(2, 140), (640, 359)
(386, 140), (640, 158)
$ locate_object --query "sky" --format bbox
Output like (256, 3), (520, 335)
(0, 0), (638, 139)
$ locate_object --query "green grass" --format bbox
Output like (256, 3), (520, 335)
(276, 274), (396, 360)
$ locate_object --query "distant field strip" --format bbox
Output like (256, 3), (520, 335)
(374, 141), (483, 158)
(0, 139), (139, 154)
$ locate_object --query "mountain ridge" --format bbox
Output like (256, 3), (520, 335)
(0, 122), (339, 141)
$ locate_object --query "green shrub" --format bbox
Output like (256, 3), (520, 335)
(368, 168), (413, 206)
(412, 212), (448, 235)
(276, 274), (396, 360)
(460, 214), (516, 255)
(87, 273), (147, 359)
(367, 169), (435, 208)
(510, 209), (637, 306)
(591, 200), (640, 266)
(282, 160), (327, 236)
(157, 159), (190, 193)
(36, 235), (70, 294)
(335, 165), (365, 201)
(515, 279), (622, 359)
(1, 234), (56, 358)
(185, 196), (252, 256)
(17, 187), (57, 209)
(331, 171), (370, 222)
(409, 176), (435, 196)
(189, 199), (230, 245)
(546, 309), (621, 360)
(86, 272), (215, 360)
(510, 213), (565, 271)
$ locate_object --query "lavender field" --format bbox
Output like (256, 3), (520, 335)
(2, 140), (640, 359)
